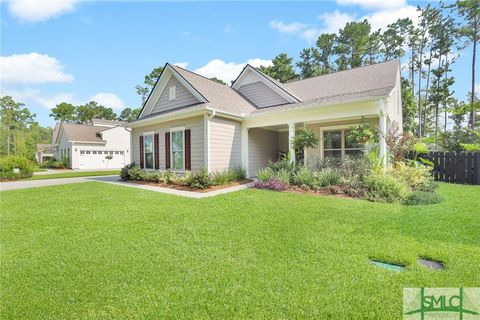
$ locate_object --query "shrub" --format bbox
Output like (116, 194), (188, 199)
(293, 166), (314, 187)
(120, 163), (138, 180)
(403, 191), (443, 205)
(0, 156), (35, 180)
(178, 170), (193, 186)
(364, 173), (409, 203)
(188, 169), (212, 189)
(231, 166), (247, 181)
(313, 168), (341, 187)
(275, 168), (291, 185)
(267, 158), (295, 175)
(256, 167), (274, 182)
(164, 170), (179, 184)
(46, 159), (66, 169)
(391, 162), (435, 192)
(253, 179), (289, 191)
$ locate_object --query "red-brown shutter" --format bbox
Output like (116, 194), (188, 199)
(154, 133), (159, 170)
(165, 132), (170, 169)
(139, 135), (144, 169)
(185, 129), (191, 171)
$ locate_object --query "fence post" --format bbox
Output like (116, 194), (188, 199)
(475, 152), (480, 185)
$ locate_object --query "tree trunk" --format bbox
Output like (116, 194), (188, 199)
(423, 49), (433, 137)
(470, 13), (477, 130)
(417, 37), (425, 137)
(435, 55), (443, 150)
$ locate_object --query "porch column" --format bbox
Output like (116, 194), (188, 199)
(379, 99), (387, 169)
(242, 125), (249, 177)
(288, 123), (295, 164)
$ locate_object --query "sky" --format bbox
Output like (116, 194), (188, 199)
(1, 0), (478, 128)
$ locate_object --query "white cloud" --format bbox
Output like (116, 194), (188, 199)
(90, 93), (125, 110)
(194, 58), (273, 84)
(362, 5), (419, 31)
(0, 87), (78, 110)
(475, 84), (480, 94)
(336, 0), (406, 10)
(8, 0), (80, 23)
(317, 10), (355, 34)
(0, 53), (74, 84)
(173, 62), (189, 69)
(269, 20), (307, 34)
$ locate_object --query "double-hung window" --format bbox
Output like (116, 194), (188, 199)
(171, 129), (184, 171)
(323, 128), (364, 159)
(143, 133), (154, 169)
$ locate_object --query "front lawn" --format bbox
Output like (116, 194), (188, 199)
(25, 170), (119, 180)
(1, 183), (478, 318)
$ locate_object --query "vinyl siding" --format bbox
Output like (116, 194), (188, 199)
(248, 128), (279, 177)
(238, 81), (288, 108)
(151, 76), (199, 115)
(209, 117), (242, 172)
(131, 116), (204, 172)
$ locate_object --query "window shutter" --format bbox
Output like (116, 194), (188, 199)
(185, 129), (191, 171)
(165, 132), (170, 169)
(139, 135), (144, 169)
(154, 133), (159, 170)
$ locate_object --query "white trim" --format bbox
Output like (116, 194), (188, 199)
(231, 65), (299, 103)
(319, 124), (363, 160)
(142, 132), (155, 170)
(127, 106), (207, 128)
(169, 85), (176, 101)
(241, 124), (249, 177)
(170, 128), (185, 172)
(139, 65), (207, 118)
(204, 114), (209, 172)
(169, 126), (185, 132)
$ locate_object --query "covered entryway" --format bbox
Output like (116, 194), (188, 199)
(78, 150), (127, 169)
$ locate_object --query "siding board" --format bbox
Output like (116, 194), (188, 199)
(238, 81), (288, 108)
(209, 117), (242, 172)
(151, 76), (199, 115)
(132, 116), (204, 172)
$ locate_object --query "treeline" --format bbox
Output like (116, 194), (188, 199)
(0, 96), (52, 159)
(49, 101), (140, 123)
(257, 1), (479, 150)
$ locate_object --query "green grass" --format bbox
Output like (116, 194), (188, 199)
(1, 183), (479, 319)
(25, 170), (119, 180)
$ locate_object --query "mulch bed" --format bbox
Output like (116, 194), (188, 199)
(127, 179), (252, 193)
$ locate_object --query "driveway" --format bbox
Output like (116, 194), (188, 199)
(0, 175), (117, 191)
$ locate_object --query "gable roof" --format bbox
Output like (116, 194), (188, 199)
(59, 123), (109, 143)
(170, 64), (256, 115)
(134, 59), (400, 123)
(285, 59), (399, 102)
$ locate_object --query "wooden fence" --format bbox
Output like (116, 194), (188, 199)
(412, 151), (480, 185)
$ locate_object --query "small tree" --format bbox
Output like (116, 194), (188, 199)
(291, 128), (319, 164)
(383, 123), (418, 166)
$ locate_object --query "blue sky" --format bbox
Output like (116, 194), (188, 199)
(1, 0), (477, 127)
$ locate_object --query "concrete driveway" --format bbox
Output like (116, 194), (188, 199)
(0, 175), (117, 191)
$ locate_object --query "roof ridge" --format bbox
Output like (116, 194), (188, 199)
(170, 63), (230, 87)
(286, 59), (400, 84)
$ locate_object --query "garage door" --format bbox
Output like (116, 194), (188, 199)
(79, 150), (126, 170)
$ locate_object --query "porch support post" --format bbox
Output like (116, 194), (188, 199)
(288, 123), (295, 164)
(379, 99), (387, 169)
(242, 124), (249, 177)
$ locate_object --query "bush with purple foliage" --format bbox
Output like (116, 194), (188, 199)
(253, 179), (289, 191)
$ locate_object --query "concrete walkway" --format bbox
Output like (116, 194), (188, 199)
(0, 175), (253, 198)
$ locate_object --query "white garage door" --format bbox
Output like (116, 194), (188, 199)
(79, 150), (126, 170)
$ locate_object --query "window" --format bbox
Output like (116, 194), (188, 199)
(143, 134), (154, 169)
(169, 85), (176, 101)
(120, 151), (124, 155)
(115, 151), (119, 155)
(323, 129), (364, 160)
(92, 151), (97, 154)
(86, 151), (91, 155)
(171, 130), (184, 171)
(80, 151), (85, 155)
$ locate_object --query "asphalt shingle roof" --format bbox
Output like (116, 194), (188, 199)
(61, 124), (110, 143)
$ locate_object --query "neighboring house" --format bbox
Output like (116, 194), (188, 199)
(51, 119), (131, 169)
(35, 144), (54, 164)
(126, 60), (402, 177)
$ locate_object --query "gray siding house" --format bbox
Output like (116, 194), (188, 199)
(127, 60), (402, 177)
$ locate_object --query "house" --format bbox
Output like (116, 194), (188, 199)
(51, 119), (132, 169)
(126, 60), (402, 177)
(35, 144), (55, 164)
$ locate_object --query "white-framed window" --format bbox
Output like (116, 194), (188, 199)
(322, 127), (364, 160)
(92, 151), (97, 154)
(80, 151), (85, 155)
(169, 85), (176, 101)
(170, 128), (184, 171)
(143, 133), (154, 170)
